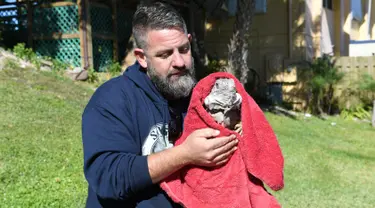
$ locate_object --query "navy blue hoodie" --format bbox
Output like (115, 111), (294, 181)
(82, 62), (188, 208)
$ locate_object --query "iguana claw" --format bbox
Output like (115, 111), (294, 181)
(234, 122), (243, 136)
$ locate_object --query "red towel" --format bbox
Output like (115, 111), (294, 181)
(160, 72), (284, 208)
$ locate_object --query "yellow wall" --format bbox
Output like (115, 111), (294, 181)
(204, 0), (290, 84)
(291, 0), (309, 60)
(354, 0), (375, 40)
(202, 0), (375, 86)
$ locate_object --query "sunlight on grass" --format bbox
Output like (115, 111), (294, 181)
(266, 113), (375, 207)
(0, 67), (93, 207)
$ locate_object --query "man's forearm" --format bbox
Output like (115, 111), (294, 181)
(147, 145), (190, 184)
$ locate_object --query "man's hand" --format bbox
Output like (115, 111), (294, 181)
(147, 128), (238, 184)
(180, 128), (238, 166)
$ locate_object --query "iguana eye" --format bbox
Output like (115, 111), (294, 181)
(209, 109), (222, 114)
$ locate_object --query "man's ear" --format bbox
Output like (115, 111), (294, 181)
(188, 33), (192, 42)
(134, 48), (148, 68)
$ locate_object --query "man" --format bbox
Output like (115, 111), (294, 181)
(81, 2), (238, 207)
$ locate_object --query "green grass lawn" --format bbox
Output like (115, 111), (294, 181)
(268, 113), (375, 207)
(1, 65), (374, 207)
(0, 66), (93, 207)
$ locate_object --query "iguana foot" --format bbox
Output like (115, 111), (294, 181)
(234, 121), (243, 136)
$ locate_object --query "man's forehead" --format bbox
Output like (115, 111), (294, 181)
(146, 28), (189, 50)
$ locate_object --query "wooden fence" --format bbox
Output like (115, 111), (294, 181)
(334, 56), (375, 109)
(335, 56), (375, 86)
(281, 56), (375, 111)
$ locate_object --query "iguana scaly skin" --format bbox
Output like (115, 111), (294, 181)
(204, 78), (243, 135)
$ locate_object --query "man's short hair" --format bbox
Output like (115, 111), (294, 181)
(132, 2), (187, 51)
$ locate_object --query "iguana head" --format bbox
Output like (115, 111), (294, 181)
(204, 78), (242, 129)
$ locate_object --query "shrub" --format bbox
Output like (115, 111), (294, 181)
(106, 61), (122, 76)
(206, 59), (226, 74)
(13, 43), (42, 70)
(338, 73), (375, 119)
(87, 67), (99, 83)
(301, 54), (344, 115)
(359, 74), (375, 93)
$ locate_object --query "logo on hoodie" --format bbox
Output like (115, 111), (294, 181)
(142, 123), (173, 155)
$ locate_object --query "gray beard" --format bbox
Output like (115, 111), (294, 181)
(147, 59), (196, 100)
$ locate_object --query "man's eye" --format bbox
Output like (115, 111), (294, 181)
(158, 53), (170, 59)
(179, 47), (189, 54)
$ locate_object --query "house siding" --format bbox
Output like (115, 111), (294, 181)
(204, 0), (290, 85)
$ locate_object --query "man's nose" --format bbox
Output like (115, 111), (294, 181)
(172, 52), (185, 68)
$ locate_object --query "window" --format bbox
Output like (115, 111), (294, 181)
(351, 0), (363, 21)
(224, 0), (267, 16)
(323, 0), (333, 10)
(226, 0), (237, 16)
(255, 0), (267, 14)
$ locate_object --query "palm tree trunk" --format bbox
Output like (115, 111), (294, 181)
(226, 0), (256, 85)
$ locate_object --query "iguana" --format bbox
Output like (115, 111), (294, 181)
(203, 78), (243, 135)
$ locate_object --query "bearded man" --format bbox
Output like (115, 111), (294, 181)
(81, 2), (238, 208)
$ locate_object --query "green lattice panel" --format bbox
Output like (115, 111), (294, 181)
(33, 5), (79, 35)
(34, 38), (81, 67)
(93, 38), (113, 72)
(90, 5), (112, 35)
